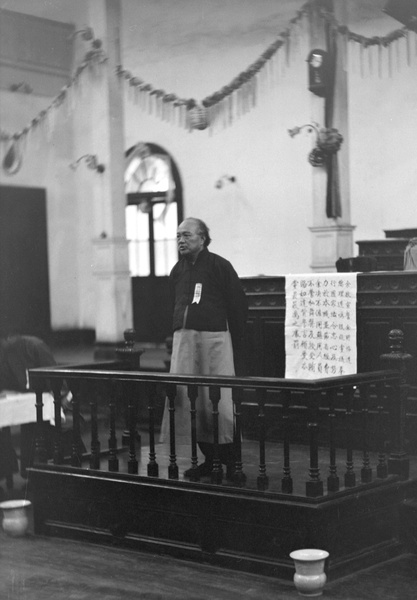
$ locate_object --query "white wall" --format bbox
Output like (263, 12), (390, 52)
(1, 0), (416, 335)
(121, 0), (417, 274)
(0, 0), (93, 331)
(122, 0), (312, 276)
(0, 88), (83, 329)
(347, 7), (417, 244)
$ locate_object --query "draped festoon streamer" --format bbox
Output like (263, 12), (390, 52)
(116, 0), (416, 131)
(1, 0), (416, 145)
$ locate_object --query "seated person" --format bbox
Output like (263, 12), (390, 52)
(0, 333), (72, 406)
(0, 334), (57, 393)
(0, 335), (73, 485)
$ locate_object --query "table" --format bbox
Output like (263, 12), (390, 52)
(0, 392), (57, 489)
(0, 391), (56, 427)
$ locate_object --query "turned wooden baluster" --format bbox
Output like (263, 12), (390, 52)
(34, 379), (48, 464)
(343, 385), (356, 488)
(306, 390), (323, 498)
(360, 383), (372, 484)
(127, 381), (138, 474)
(281, 389), (293, 494)
(210, 386), (223, 484)
(70, 380), (83, 468)
(376, 381), (388, 479)
(256, 388), (269, 491)
(51, 378), (64, 465)
(115, 329), (143, 447)
(386, 375), (409, 479)
(108, 381), (119, 472)
(147, 382), (159, 477)
(187, 384), (200, 482)
(167, 383), (179, 479)
(327, 389), (340, 493)
(231, 387), (246, 487)
(89, 381), (101, 470)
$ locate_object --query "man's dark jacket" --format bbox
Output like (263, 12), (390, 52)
(169, 248), (247, 373)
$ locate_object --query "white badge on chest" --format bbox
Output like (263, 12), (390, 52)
(192, 283), (202, 304)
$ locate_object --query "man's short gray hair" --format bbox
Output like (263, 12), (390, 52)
(186, 217), (212, 247)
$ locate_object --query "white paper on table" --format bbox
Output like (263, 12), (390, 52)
(0, 392), (64, 427)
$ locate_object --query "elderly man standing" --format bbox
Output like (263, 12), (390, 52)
(160, 217), (247, 479)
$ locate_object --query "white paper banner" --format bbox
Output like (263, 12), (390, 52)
(285, 273), (357, 379)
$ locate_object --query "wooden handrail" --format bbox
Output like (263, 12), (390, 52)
(29, 366), (400, 391)
(28, 366), (408, 498)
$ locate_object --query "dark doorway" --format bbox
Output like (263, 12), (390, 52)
(0, 185), (51, 338)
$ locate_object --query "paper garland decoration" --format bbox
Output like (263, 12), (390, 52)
(117, 0), (417, 131)
(2, 139), (22, 174)
(0, 36), (107, 146)
(1, 0), (416, 147)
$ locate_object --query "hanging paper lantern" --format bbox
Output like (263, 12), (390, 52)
(188, 104), (209, 130)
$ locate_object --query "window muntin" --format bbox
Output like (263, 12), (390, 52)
(125, 146), (178, 277)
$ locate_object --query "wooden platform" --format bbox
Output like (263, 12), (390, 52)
(27, 437), (417, 582)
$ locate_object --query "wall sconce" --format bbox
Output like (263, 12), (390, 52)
(70, 154), (105, 173)
(215, 175), (236, 189)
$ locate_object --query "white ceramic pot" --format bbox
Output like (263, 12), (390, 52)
(289, 548), (329, 597)
(0, 499), (32, 537)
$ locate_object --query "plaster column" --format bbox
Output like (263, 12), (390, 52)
(309, 0), (355, 272)
(88, 0), (132, 343)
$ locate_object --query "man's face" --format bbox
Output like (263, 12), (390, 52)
(177, 219), (205, 260)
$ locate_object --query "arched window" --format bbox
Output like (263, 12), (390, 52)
(125, 143), (182, 277)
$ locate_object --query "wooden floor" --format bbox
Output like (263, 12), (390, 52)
(1, 528), (417, 600)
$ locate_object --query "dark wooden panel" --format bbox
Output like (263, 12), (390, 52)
(242, 273), (417, 380)
(29, 466), (408, 581)
(402, 321), (417, 387)
(356, 239), (408, 271)
(357, 319), (393, 372)
(385, 228), (417, 239)
(260, 317), (285, 378)
(132, 276), (171, 343)
(0, 185), (51, 338)
(243, 318), (258, 376)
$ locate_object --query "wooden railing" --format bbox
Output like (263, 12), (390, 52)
(28, 366), (409, 499)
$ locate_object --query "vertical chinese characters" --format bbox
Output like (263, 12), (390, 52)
(285, 274), (357, 379)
